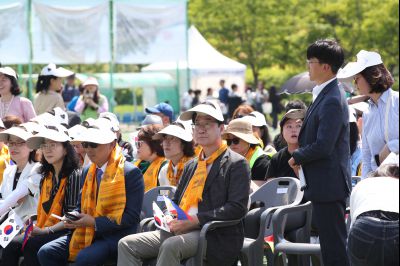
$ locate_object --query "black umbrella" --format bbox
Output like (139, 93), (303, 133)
(278, 72), (316, 94)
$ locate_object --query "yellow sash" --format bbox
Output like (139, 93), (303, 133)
(179, 144), (228, 212)
(245, 146), (257, 162)
(69, 145), (126, 261)
(167, 156), (192, 186)
(0, 145), (10, 184)
(136, 157), (166, 192)
(36, 173), (67, 228)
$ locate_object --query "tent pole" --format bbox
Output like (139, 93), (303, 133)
(28, 0), (33, 100)
(109, 0), (115, 112)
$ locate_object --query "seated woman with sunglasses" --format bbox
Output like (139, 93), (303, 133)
(134, 124), (167, 192)
(0, 124), (41, 221)
(154, 122), (195, 187)
(222, 119), (270, 181)
(0, 124), (81, 266)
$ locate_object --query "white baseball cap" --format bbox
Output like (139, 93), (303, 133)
(98, 112), (120, 131)
(31, 107), (69, 127)
(242, 111), (267, 127)
(68, 124), (88, 144)
(337, 50), (383, 80)
(0, 125), (33, 142)
(72, 118), (117, 144)
(0, 66), (17, 79)
(180, 100), (224, 122)
(153, 122), (193, 142)
(27, 124), (71, 149)
(82, 77), (99, 87)
(40, 63), (74, 77)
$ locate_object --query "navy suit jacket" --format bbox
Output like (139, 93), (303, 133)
(76, 162), (144, 245)
(292, 79), (351, 202)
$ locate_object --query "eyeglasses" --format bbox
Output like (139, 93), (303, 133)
(306, 60), (320, 65)
(226, 138), (241, 146)
(192, 121), (218, 131)
(7, 141), (26, 148)
(135, 140), (145, 149)
(40, 143), (59, 151)
(82, 142), (99, 149)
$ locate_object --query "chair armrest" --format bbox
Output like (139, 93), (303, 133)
(195, 219), (242, 266)
(139, 217), (154, 232)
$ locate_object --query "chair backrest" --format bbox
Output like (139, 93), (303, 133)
(141, 186), (176, 219)
(250, 177), (303, 208)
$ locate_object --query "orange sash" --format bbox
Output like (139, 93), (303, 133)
(179, 144), (227, 212)
(36, 174), (67, 228)
(69, 145), (126, 261)
(245, 146), (257, 162)
(166, 156), (192, 186)
(136, 157), (166, 192)
(0, 145), (10, 184)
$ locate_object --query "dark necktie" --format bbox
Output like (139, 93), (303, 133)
(96, 168), (103, 190)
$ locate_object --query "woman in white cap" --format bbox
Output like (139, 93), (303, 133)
(265, 109), (305, 180)
(0, 124), (81, 266)
(338, 50), (399, 177)
(0, 66), (36, 122)
(75, 77), (109, 120)
(134, 124), (167, 192)
(222, 118), (270, 180)
(34, 63), (73, 115)
(154, 122), (195, 186)
(0, 124), (41, 221)
(242, 111), (276, 156)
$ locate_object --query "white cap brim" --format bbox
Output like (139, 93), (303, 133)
(337, 50), (383, 79)
(72, 127), (116, 144)
(27, 127), (71, 149)
(0, 126), (33, 142)
(153, 125), (193, 142)
(180, 104), (224, 122)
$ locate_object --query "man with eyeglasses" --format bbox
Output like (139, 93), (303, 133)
(288, 39), (351, 266)
(117, 101), (250, 266)
(37, 119), (144, 266)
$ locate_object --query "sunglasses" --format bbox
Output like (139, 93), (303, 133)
(226, 138), (241, 146)
(82, 142), (99, 148)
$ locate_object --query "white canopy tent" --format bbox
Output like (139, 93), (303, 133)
(142, 26), (246, 102)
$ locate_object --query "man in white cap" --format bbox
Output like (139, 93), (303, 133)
(34, 63), (74, 115)
(117, 101), (250, 266)
(37, 119), (144, 266)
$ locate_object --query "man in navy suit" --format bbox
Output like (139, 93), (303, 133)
(37, 119), (144, 266)
(289, 39), (351, 266)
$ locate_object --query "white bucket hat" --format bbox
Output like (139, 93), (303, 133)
(72, 119), (116, 144)
(180, 100), (224, 122)
(98, 112), (120, 131)
(40, 63), (74, 78)
(242, 111), (267, 127)
(0, 125), (33, 142)
(82, 77), (99, 87)
(27, 124), (71, 149)
(153, 122), (193, 142)
(337, 50), (383, 80)
(0, 66), (17, 79)
(31, 107), (69, 127)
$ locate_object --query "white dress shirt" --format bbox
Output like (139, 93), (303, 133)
(312, 77), (337, 102)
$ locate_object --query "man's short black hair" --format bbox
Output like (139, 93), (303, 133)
(307, 39), (344, 74)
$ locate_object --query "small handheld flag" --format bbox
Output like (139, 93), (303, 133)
(163, 196), (191, 220)
(21, 219), (34, 251)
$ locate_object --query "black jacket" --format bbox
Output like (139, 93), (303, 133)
(173, 149), (250, 265)
(293, 79), (351, 202)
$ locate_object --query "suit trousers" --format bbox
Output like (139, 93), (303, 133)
(312, 200), (350, 266)
(117, 229), (200, 266)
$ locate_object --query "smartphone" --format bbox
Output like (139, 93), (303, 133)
(65, 212), (80, 221)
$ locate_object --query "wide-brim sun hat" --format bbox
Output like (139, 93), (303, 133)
(180, 100), (224, 122)
(0, 66), (17, 79)
(337, 50), (383, 80)
(40, 63), (74, 78)
(153, 123), (193, 142)
(27, 124), (71, 149)
(72, 119), (116, 144)
(0, 125), (33, 142)
(222, 119), (260, 145)
(279, 109), (306, 128)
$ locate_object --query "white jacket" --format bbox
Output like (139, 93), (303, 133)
(0, 162), (42, 222)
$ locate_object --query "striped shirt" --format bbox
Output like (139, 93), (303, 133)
(362, 89), (399, 177)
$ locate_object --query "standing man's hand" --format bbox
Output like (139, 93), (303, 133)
(288, 157), (300, 177)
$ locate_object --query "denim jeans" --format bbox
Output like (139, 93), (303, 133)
(348, 216), (399, 266)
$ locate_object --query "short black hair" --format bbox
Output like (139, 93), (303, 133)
(307, 39), (344, 74)
(285, 100), (307, 112)
(36, 75), (58, 93)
